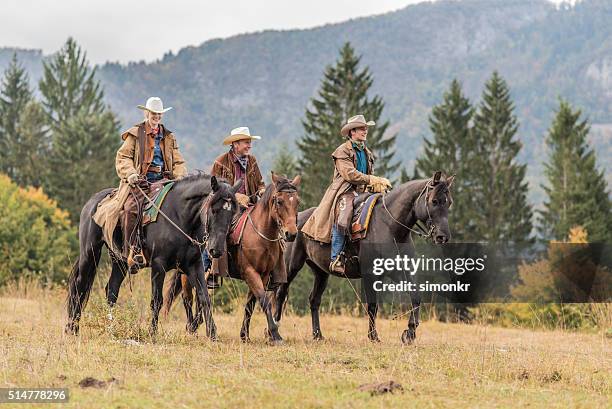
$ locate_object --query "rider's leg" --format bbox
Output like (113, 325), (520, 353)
(329, 224), (346, 273)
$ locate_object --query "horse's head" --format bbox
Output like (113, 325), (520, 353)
(415, 171), (455, 244)
(203, 176), (242, 258)
(268, 172), (301, 241)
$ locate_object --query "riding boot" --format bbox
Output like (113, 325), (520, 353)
(329, 224), (346, 274)
(122, 197), (146, 272)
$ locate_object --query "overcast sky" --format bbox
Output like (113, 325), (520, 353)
(3, 0), (571, 64)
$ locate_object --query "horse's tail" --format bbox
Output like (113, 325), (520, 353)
(162, 270), (183, 317)
(66, 256), (80, 316)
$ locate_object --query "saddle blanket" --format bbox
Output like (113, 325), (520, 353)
(229, 206), (254, 246)
(350, 193), (381, 241)
(142, 181), (175, 226)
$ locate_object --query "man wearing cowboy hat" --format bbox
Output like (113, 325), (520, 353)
(117, 97), (187, 268)
(211, 126), (265, 207)
(205, 126), (265, 288)
(301, 115), (391, 274)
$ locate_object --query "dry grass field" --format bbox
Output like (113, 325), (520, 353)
(0, 274), (610, 408)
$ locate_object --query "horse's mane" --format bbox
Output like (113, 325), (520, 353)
(173, 171), (233, 197)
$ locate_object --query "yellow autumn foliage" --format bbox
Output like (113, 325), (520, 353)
(0, 174), (77, 285)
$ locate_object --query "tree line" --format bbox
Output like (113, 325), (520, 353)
(0, 39), (610, 288)
(275, 43), (611, 244)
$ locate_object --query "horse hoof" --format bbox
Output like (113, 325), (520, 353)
(401, 328), (416, 345)
(64, 322), (79, 336)
(368, 331), (381, 343)
(313, 332), (325, 341)
(269, 339), (284, 346)
(240, 333), (250, 343)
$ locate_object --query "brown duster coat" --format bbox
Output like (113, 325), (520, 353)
(93, 122), (187, 249)
(211, 151), (265, 199)
(301, 140), (374, 243)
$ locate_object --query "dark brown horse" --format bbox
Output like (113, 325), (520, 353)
(165, 173), (301, 344)
(274, 172), (455, 344)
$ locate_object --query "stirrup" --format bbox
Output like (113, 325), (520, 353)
(329, 257), (345, 274)
(207, 274), (222, 290)
(127, 248), (146, 271)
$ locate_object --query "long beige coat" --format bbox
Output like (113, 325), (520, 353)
(301, 140), (374, 243)
(92, 122), (187, 250)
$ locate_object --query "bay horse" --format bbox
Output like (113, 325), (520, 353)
(65, 174), (242, 339)
(164, 173), (301, 344)
(274, 172), (455, 344)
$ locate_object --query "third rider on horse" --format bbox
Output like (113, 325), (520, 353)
(301, 115), (391, 274)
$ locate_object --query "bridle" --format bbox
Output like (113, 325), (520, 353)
(200, 192), (236, 250)
(247, 184), (299, 242)
(381, 179), (438, 241)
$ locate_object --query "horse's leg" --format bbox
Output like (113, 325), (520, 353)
(402, 294), (421, 344)
(306, 261), (329, 341)
(149, 260), (166, 337)
(181, 274), (196, 333)
(243, 266), (282, 344)
(367, 302), (381, 342)
(187, 261), (217, 340)
(105, 260), (128, 307)
(66, 242), (102, 335)
(240, 291), (257, 342)
(274, 236), (307, 323)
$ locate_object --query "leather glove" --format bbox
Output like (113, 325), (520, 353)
(127, 173), (140, 186)
(368, 175), (392, 193)
(235, 193), (250, 207)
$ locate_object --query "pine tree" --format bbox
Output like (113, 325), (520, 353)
(471, 72), (533, 244)
(46, 111), (119, 219)
(273, 144), (298, 179)
(39, 38), (119, 220)
(539, 100), (611, 242)
(0, 53), (34, 178)
(297, 42), (397, 208)
(415, 79), (477, 240)
(39, 38), (105, 126)
(14, 101), (50, 188)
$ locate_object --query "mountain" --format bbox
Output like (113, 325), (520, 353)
(1, 0), (611, 203)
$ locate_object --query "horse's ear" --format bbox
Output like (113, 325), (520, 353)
(291, 175), (301, 187)
(446, 174), (456, 189)
(230, 179), (244, 194)
(211, 176), (219, 192)
(432, 171), (442, 184)
(271, 171), (279, 184)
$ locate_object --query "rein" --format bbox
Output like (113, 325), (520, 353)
(135, 183), (208, 249)
(246, 186), (297, 242)
(381, 180), (436, 240)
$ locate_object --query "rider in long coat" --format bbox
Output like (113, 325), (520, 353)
(300, 115), (391, 274)
(93, 97), (187, 267)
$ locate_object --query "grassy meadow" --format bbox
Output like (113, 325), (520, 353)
(0, 272), (610, 408)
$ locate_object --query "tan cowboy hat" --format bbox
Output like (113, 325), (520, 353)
(137, 97), (173, 113)
(340, 114), (375, 137)
(223, 126), (262, 145)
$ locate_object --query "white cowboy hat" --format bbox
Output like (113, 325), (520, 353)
(340, 114), (376, 137)
(223, 126), (262, 145)
(137, 97), (173, 113)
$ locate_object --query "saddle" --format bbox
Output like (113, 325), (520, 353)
(350, 192), (381, 241)
(229, 206), (254, 246)
(142, 180), (175, 226)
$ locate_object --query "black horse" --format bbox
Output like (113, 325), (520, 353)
(274, 172), (455, 344)
(66, 174), (241, 339)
